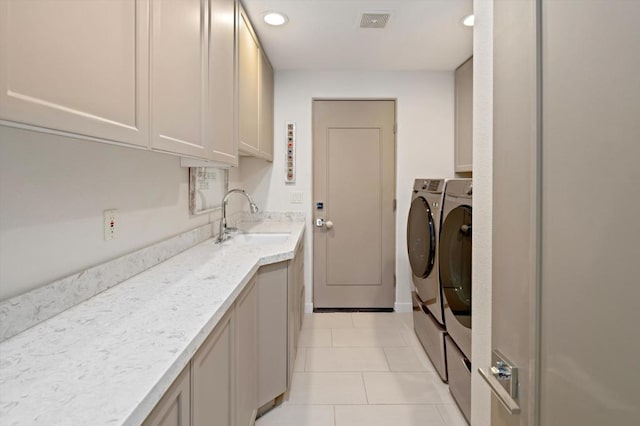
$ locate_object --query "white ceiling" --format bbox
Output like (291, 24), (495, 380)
(242, 0), (473, 71)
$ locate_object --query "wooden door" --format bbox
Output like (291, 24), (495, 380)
(237, 6), (260, 155)
(486, 1), (538, 424)
(143, 366), (191, 426)
(234, 276), (257, 426)
(0, 0), (149, 147)
(486, 1), (640, 425)
(208, 0), (238, 165)
(537, 1), (640, 425)
(192, 312), (233, 426)
(312, 100), (396, 309)
(151, 0), (210, 158)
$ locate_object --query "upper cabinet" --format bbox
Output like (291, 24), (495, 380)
(0, 0), (150, 147)
(259, 52), (275, 161)
(0, 0), (270, 166)
(238, 4), (274, 161)
(208, 0), (239, 166)
(238, 6), (261, 156)
(455, 57), (473, 173)
(150, 0), (238, 163)
(150, 0), (209, 158)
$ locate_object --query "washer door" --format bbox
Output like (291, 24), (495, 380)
(440, 205), (472, 324)
(407, 196), (436, 278)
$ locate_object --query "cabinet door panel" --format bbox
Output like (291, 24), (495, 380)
(151, 0), (209, 158)
(143, 366), (191, 426)
(235, 276), (258, 426)
(238, 8), (260, 155)
(0, 0), (149, 147)
(192, 312), (233, 426)
(455, 57), (473, 172)
(208, 0), (238, 164)
(258, 262), (287, 407)
(259, 52), (274, 161)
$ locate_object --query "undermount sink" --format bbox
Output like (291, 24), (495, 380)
(228, 232), (290, 245)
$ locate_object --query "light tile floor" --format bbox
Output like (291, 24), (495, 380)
(256, 312), (467, 426)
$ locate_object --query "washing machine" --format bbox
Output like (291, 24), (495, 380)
(439, 178), (472, 423)
(407, 178), (447, 381)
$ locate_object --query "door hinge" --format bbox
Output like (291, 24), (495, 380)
(393, 199), (397, 211)
(393, 123), (397, 134)
(393, 274), (396, 288)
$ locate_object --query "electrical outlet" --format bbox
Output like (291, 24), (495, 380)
(290, 191), (303, 204)
(104, 209), (117, 241)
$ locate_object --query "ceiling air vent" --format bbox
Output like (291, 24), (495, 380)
(360, 13), (390, 29)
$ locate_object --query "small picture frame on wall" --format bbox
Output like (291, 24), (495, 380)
(189, 167), (228, 215)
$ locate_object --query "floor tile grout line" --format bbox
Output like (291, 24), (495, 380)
(265, 313), (464, 425)
(360, 371), (370, 405)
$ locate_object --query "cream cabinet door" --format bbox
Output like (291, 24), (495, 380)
(192, 311), (233, 426)
(258, 262), (288, 407)
(259, 52), (274, 161)
(238, 6), (260, 156)
(151, 0), (210, 159)
(235, 276), (258, 426)
(287, 243), (304, 389)
(143, 366), (191, 426)
(454, 57), (473, 172)
(208, 0), (238, 165)
(0, 0), (149, 147)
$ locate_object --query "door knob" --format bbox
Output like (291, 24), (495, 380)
(325, 220), (334, 229)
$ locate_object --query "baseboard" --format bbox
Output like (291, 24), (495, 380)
(304, 302), (314, 314)
(394, 302), (413, 313)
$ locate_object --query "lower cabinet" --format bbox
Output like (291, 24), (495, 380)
(234, 275), (258, 426)
(143, 366), (191, 426)
(192, 311), (233, 426)
(287, 243), (304, 389)
(144, 247), (304, 425)
(257, 262), (288, 408)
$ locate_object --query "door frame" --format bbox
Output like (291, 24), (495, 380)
(310, 98), (398, 310)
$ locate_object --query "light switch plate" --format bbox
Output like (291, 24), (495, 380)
(290, 191), (304, 204)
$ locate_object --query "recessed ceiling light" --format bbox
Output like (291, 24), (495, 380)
(264, 11), (288, 26)
(462, 14), (475, 27)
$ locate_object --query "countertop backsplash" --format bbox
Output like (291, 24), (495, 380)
(0, 210), (300, 342)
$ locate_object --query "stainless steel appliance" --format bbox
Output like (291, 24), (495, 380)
(407, 178), (447, 381)
(440, 178), (472, 423)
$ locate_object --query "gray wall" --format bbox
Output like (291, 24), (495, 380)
(0, 127), (214, 300)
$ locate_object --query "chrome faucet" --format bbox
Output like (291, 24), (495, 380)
(217, 189), (259, 243)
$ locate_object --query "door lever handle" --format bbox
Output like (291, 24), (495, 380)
(491, 362), (512, 380)
(479, 350), (520, 415)
(315, 218), (334, 229)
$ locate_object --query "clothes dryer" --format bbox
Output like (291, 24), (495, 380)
(439, 179), (472, 358)
(407, 179), (445, 324)
(440, 179), (472, 422)
(407, 178), (447, 381)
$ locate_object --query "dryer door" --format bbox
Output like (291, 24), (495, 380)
(407, 196), (436, 278)
(440, 205), (472, 327)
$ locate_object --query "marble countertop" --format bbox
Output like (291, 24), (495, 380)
(0, 220), (305, 425)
